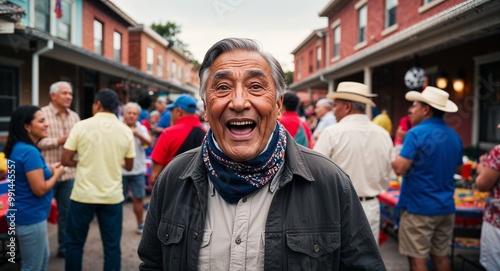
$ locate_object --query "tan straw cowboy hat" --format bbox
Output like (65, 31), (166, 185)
(405, 86), (458, 112)
(327, 82), (377, 107)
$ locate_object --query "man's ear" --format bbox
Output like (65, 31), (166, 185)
(276, 95), (284, 119)
(423, 104), (432, 117)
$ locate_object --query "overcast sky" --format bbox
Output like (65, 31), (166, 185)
(114, 0), (328, 71)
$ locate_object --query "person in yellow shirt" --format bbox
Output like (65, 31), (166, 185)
(62, 89), (135, 271)
(373, 109), (393, 135)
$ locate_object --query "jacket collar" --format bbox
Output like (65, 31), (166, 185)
(179, 132), (315, 187)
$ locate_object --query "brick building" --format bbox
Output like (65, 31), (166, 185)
(290, 0), (500, 149)
(0, 0), (198, 141)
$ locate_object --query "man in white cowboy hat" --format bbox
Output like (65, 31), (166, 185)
(392, 86), (463, 271)
(314, 81), (393, 245)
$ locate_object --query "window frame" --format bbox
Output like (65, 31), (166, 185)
(357, 5), (367, 44)
(157, 54), (163, 77)
(93, 19), (103, 55)
(146, 47), (154, 74)
(333, 25), (341, 59)
(316, 45), (322, 70)
(34, 0), (51, 33)
(385, 0), (397, 29)
(113, 31), (122, 62)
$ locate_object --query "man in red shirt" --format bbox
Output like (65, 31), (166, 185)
(149, 94), (206, 186)
(279, 92), (314, 148)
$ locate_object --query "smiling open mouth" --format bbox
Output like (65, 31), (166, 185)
(227, 121), (256, 135)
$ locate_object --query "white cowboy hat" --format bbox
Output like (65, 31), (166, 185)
(327, 82), (377, 107)
(405, 86), (458, 112)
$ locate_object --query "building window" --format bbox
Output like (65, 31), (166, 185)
(297, 58), (302, 80)
(0, 66), (19, 133)
(316, 46), (321, 69)
(385, 0), (397, 28)
(479, 60), (500, 144)
(113, 32), (121, 62)
(165, 59), (169, 76)
(34, 0), (50, 32)
(93, 20), (103, 55)
(358, 5), (367, 43)
(157, 55), (163, 77)
(56, 0), (72, 40)
(179, 67), (183, 81)
(171, 61), (177, 79)
(309, 50), (314, 73)
(146, 47), (154, 73)
(333, 26), (341, 58)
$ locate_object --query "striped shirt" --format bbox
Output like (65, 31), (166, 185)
(38, 103), (80, 181)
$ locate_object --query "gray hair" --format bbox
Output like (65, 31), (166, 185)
(316, 98), (333, 110)
(156, 96), (167, 105)
(198, 38), (287, 101)
(149, 110), (160, 116)
(351, 101), (366, 112)
(49, 81), (71, 94)
(123, 102), (141, 113)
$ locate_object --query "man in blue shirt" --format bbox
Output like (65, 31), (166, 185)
(152, 96), (172, 135)
(392, 86), (463, 271)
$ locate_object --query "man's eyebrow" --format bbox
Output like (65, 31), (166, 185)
(246, 69), (267, 78)
(213, 71), (230, 79)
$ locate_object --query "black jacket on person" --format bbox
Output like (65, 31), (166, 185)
(138, 132), (386, 271)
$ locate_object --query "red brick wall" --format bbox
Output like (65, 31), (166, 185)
(128, 32), (167, 76)
(325, 0), (466, 67)
(293, 37), (325, 82)
(82, 0), (130, 65)
(128, 32), (142, 69)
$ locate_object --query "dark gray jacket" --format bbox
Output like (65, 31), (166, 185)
(138, 133), (386, 270)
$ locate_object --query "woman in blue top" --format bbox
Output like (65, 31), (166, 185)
(4, 105), (65, 271)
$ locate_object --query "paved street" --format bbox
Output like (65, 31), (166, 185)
(1, 197), (481, 271)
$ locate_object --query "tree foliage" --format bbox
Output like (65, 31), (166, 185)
(285, 71), (294, 85)
(150, 21), (197, 64)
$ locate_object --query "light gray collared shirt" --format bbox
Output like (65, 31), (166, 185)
(197, 165), (283, 270)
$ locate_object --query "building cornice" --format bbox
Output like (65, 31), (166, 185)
(291, 28), (327, 55)
(128, 24), (169, 47)
(318, 0), (350, 17)
(99, 0), (137, 26)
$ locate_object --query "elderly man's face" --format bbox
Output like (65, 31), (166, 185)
(51, 84), (73, 109)
(123, 107), (139, 126)
(204, 50), (283, 162)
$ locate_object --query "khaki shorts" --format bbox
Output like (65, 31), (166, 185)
(398, 210), (455, 258)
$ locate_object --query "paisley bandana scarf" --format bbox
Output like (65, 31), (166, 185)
(202, 123), (287, 203)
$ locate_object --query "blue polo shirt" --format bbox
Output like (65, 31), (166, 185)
(397, 117), (463, 216)
(157, 109), (171, 129)
(7, 142), (53, 225)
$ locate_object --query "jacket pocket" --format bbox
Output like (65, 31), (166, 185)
(157, 221), (185, 268)
(285, 230), (340, 270)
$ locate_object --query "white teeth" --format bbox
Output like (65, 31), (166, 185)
(229, 121), (253, 126)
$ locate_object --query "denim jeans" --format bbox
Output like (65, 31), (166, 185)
(53, 178), (74, 254)
(17, 220), (49, 271)
(65, 200), (123, 271)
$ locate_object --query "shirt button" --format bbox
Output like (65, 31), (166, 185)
(193, 232), (199, 240)
(235, 237), (242, 245)
(165, 234), (169, 240)
(242, 197), (247, 203)
(313, 244), (320, 253)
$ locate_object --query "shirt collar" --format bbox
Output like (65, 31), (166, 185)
(48, 102), (71, 116)
(338, 114), (370, 123)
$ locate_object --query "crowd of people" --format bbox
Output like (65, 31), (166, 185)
(3, 37), (499, 271)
